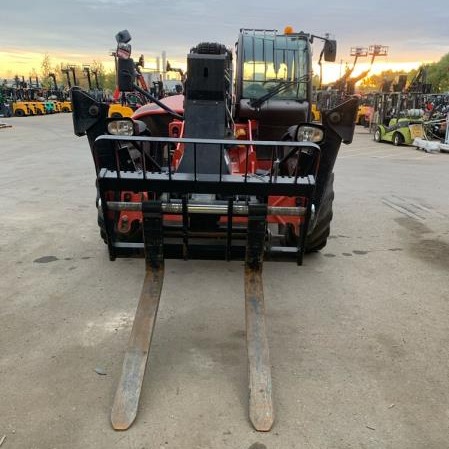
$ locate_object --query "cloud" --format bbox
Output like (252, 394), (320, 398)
(0, 0), (448, 78)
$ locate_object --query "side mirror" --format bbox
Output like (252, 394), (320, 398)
(323, 40), (337, 62)
(117, 58), (135, 92)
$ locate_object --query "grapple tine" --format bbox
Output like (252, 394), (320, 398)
(244, 205), (274, 431)
(111, 263), (164, 430)
(245, 267), (274, 431)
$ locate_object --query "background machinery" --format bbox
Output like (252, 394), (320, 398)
(317, 44), (388, 118)
(372, 67), (430, 145)
(71, 27), (358, 431)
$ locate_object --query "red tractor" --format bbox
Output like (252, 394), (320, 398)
(71, 28), (358, 431)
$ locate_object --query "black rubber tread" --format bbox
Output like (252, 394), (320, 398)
(374, 128), (382, 142)
(393, 132), (403, 146)
(305, 172), (334, 252)
(192, 42), (227, 55)
(14, 109), (25, 117)
(95, 183), (108, 244)
(98, 213), (107, 243)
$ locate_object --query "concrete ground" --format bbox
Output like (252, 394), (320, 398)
(0, 114), (448, 449)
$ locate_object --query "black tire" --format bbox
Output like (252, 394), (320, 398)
(14, 109), (25, 117)
(97, 212), (107, 243)
(62, 107), (70, 113)
(110, 112), (122, 118)
(393, 132), (403, 146)
(374, 128), (382, 142)
(95, 181), (108, 244)
(192, 42), (227, 55)
(305, 172), (335, 252)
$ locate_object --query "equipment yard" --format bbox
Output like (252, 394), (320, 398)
(1, 113), (449, 448)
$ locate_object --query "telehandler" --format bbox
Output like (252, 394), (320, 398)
(71, 27), (358, 431)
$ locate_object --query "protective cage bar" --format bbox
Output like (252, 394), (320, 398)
(94, 135), (319, 197)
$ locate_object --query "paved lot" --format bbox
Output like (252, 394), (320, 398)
(1, 114), (448, 449)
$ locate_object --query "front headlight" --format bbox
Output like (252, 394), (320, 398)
(107, 119), (135, 136)
(296, 124), (324, 143)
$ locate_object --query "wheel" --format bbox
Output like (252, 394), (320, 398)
(374, 128), (382, 142)
(110, 112), (122, 118)
(305, 172), (335, 252)
(360, 116), (367, 127)
(14, 109), (25, 117)
(98, 212), (107, 243)
(96, 186), (108, 244)
(193, 42), (227, 55)
(99, 220), (107, 243)
(62, 107), (70, 113)
(393, 132), (403, 146)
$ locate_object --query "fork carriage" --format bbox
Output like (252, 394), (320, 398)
(95, 134), (320, 265)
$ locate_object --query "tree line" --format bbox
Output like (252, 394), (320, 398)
(34, 51), (449, 94)
(39, 53), (117, 91)
(358, 53), (449, 93)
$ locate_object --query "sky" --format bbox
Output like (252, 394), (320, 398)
(1, 0), (448, 84)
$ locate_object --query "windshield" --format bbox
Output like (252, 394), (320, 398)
(241, 32), (309, 101)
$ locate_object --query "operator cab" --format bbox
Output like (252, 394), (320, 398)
(238, 29), (309, 103)
(235, 29), (312, 143)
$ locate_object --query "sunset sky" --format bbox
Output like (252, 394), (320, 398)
(1, 0), (447, 84)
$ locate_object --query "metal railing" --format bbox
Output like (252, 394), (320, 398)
(94, 135), (320, 198)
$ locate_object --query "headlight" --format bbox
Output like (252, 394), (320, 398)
(296, 125), (324, 143)
(107, 119), (135, 136)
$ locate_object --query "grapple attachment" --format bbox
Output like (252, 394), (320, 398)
(93, 133), (319, 432)
(95, 134), (319, 265)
